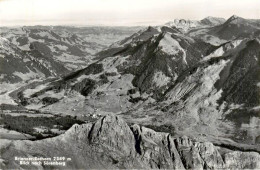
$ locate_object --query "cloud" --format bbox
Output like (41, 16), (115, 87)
(0, 0), (259, 26)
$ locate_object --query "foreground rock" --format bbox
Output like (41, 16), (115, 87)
(0, 114), (259, 169)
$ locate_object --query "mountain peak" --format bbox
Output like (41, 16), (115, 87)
(202, 16), (225, 20)
(200, 16), (226, 26)
(230, 15), (239, 19)
(165, 19), (199, 32)
(204, 16), (219, 19)
(226, 15), (244, 23)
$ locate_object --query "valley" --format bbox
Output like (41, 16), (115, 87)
(0, 16), (260, 169)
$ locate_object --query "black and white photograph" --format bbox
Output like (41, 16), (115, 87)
(0, 0), (260, 169)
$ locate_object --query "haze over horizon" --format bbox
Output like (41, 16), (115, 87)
(0, 0), (260, 26)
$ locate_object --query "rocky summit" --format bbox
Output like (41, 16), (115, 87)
(0, 115), (259, 169)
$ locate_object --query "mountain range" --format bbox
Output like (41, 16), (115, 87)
(0, 15), (260, 169)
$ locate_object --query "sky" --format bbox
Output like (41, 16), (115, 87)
(0, 0), (259, 26)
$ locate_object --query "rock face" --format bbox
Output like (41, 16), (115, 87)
(0, 115), (259, 169)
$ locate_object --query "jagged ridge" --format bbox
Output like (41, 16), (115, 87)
(0, 115), (259, 169)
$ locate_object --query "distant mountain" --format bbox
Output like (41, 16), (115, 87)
(200, 16), (226, 26)
(209, 15), (260, 40)
(0, 26), (140, 84)
(165, 16), (226, 32)
(51, 26), (143, 51)
(0, 36), (67, 83)
(165, 19), (200, 32)
(188, 15), (260, 45)
(0, 27), (93, 83)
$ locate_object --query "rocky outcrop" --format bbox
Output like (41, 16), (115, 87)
(0, 114), (259, 169)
